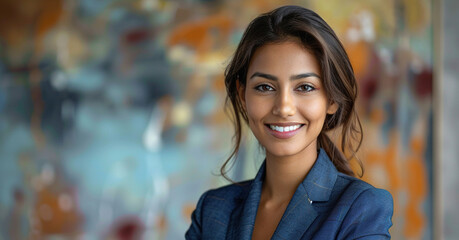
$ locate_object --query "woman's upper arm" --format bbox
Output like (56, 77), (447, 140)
(339, 187), (394, 240)
(185, 191), (209, 240)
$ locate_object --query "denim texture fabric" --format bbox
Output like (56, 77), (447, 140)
(185, 149), (394, 239)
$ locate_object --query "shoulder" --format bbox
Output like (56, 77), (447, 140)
(185, 180), (254, 239)
(195, 179), (253, 213)
(206, 179), (253, 199)
(335, 173), (393, 207)
(186, 180), (253, 236)
(333, 173), (394, 239)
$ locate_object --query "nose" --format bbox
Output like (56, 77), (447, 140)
(272, 89), (296, 117)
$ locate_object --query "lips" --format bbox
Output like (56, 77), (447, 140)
(265, 123), (304, 139)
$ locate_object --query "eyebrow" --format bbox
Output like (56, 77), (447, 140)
(249, 72), (321, 81)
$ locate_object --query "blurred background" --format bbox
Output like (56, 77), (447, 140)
(0, 0), (457, 239)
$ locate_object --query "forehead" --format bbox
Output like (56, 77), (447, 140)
(247, 40), (320, 78)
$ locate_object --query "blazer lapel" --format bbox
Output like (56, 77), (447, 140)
(272, 149), (338, 239)
(271, 182), (318, 239)
(227, 149), (338, 240)
(226, 162), (265, 240)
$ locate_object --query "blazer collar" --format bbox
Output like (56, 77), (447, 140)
(227, 148), (338, 240)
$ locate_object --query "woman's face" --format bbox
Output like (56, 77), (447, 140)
(240, 40), (337, 159)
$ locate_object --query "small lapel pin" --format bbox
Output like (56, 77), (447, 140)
(308, 198), (313, 204)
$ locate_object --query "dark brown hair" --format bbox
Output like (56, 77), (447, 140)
(222, 5), (363, 181)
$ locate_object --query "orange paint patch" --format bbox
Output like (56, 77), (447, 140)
(345, 41), (370, 78)
(35, 0), (63, 39)
(404, 137), (427, 237)
(168, 15), (233, 57)
(385, 137), (401, 190)
(182, 203), (196, 223)
(33, 188), (81, 236)
(370, 108), (385, 124)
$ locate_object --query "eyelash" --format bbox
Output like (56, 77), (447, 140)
(254, 84), (317, 93)
(254, 84), (275, 92)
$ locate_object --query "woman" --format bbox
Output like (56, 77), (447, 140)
(186, 5), (393, 240)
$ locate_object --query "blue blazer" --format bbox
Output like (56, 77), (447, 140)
(186, 149), (393, 239)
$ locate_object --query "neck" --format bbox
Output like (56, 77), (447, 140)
(262, 145), (318, 204)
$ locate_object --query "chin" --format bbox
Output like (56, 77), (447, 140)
(262, 138), (318, 159)
(265, 144), (304, 158)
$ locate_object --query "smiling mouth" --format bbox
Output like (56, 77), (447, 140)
(266, 124), (304, 133)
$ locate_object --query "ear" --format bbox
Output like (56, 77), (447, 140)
(327, 100), (338, 115)
(236, 80), (246, 107)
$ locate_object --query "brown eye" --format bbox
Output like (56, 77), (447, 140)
(254, 84), (275, 92)
(296, 84), (315, 92)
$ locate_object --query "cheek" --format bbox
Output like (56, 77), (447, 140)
(245, 95), (270, 123)
(299, 99), (328, 122)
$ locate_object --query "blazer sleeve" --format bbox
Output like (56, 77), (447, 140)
(338, 188), (394, 240)
(185, 191), (209, 240)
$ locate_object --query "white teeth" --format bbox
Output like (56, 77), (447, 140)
(269, 124), (301, 132)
